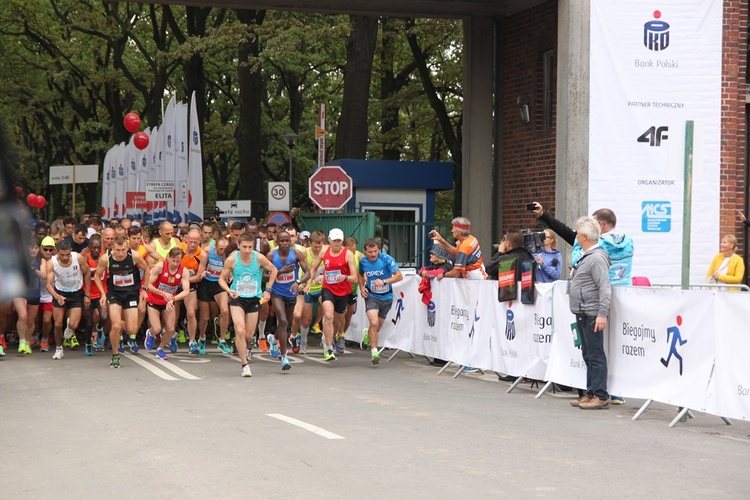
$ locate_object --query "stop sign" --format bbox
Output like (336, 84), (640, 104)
(308, 166), (353, 210)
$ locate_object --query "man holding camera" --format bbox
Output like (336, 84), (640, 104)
(485, 230), (535, 281)
(430, 217), (486, 280)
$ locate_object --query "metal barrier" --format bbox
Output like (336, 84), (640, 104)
(651, 283), (750, 291)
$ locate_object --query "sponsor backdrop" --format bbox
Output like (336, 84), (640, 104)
(100, 91), (204, 223)
(589, 1), (722, 284)
(345, 277), (750, 421)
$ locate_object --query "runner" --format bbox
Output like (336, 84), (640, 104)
(219, 233), (277, 377)
(45, 239), (91, 360)
(146, 221), (179, 265)
(128, 225), (161, 346)
(178, 228), (203, 354)
(146, 247), (190, 360)
(246, 221), (272, 351)
(37, 237), (56, 352)
(299, 230), (327, 354)
(94, 235), (149, 368)
(340, 237), (363, 353)
(358, 238), (403, 364)
(13, 240), (44, 355)
(307, 228), (358, 361)
(266, 230), (310, 365)
(196, 236), (232, 355)
(84, 235), (108, 354)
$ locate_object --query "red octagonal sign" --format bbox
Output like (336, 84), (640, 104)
(308, 166), (353, 210)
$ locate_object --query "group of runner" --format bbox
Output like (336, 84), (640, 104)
(1, 215), (403, 377)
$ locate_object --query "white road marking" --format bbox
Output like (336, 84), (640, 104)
(141, 353), (202, 380)
(267, 414), (344, 440)
(121, 352), (178, 381)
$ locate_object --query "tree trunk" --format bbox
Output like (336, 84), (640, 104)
(234, 10), (266, 219)
(334, 15), (378, 160)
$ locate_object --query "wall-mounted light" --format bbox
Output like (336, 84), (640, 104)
(519, 104), (530, 123)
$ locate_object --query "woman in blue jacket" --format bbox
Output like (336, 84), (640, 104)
(533, 229), (562, 283)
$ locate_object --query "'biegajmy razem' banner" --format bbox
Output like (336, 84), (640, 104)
(589, 1), (722, 284)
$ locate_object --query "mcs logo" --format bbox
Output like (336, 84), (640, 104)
(637, 126), (668, 147)
(642, 201), (671, 233)
(644, 10), (670, 51)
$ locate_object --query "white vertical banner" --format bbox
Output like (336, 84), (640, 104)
(711, 294), (750, 420)
(152, 125), (163, 223)
(589, 1), (723, 284)
(109, 144), (118, 221)
(188, 91), (204, 223)
(126, 135), (139, 218)
(101, 148), (112, 220)
(115, 142), (127, 219)
(174, 101), (189, 223)
(163, 96), (176, 222)
(544, 282), (587, 389)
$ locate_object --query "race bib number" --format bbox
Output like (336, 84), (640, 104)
(58, 277), (79, 291)
(236, 280), (258, 297)
(157, 283), (179, 295)
(371, 281), (388, 293)
(207, 262), (223, 276)
(325, 270), (341, 284)
(113, 273), (135, 287)
(277, 271), (294, 283)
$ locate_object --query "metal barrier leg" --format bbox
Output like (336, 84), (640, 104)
(506, 376), (524, 393)
(452, 365), (465, 379)
(387, 349), (401, 361)
(436, 361), (452, 376)
(535, 381), (554, 399)
(631, 399), (653, 421)
(721, 417), (733, 425)
(669, 407), (690, 427)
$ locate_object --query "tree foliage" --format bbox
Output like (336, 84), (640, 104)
(0, 1), (463, 221)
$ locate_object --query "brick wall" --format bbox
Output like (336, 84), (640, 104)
(721, 1), (747, 259)
(500, 1), (558, 236)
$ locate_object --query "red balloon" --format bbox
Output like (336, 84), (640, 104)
(133, 131), (149, 150)
(36, 195), (46, 209)
(124, 113), (141, 133)
(15, 186), (22, 197)
(26, 193), (38, 207)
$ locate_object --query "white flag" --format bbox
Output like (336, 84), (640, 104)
(174, 101), (189, 223)
(115, 142), (127, 219)
(163, 96), (176, 222)
(188, 91), (204, 223)
(101, 147), (113, 221)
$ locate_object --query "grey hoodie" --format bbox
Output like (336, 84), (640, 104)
(569, 246), (611, 317)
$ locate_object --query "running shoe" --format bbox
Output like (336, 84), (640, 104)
(241, 364), (252, 377)
(299, 340), (307, 355)
(259, 338), (268, 352)
(323, 348), (336, 361)
(0, 335), (6, 350)
(267, 334), (280, 359)
(0, 345), (4, 357)
(63, 319), (74, 340)
(52, 347), (64, 360)
(198, 338), (207, 355)
(371, 350), (381, 365)
(462, 366), (479, 373)
(189, 341), (198, 354)
(177, 330), (187, 344)
(217, 340), (233, 355)
(110, 354), (120, 368)
(333, 334), (344, 355)
(127, 336), (139, 353)
(312, 322), (322, 334)
(118, 338), (125, 353)
(291, 333), (301, 354)
(18, 340), (28, 355)
(361, 328), (370, 349)
(246, 349), (252, 362)
(169, 334), (178, 354)
(281, 355), (291, 371)
(39, 341), (50, 352)
(62, 338), (71, 348)
(84, 344), (94, 356)
(69, 335), (80, 350)
(155, 348), (168, 360)
(95, 329), (106, 351)
(144, 329), (155, 351)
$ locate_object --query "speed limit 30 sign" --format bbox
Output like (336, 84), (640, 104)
(268, 181), (290, 211)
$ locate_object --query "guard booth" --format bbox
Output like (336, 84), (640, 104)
(324, 159), (454, 268)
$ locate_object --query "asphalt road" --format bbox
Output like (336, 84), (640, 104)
(2, 339), (748, 499)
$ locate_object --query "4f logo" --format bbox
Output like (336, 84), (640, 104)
(638, 126), (668, 147)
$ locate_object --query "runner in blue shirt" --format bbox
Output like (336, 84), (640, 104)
(358, 238), (403, 364)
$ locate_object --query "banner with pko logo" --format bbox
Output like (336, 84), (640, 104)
(589, 1), (722, 284)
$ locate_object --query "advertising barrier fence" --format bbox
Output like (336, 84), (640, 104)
(344, 277), (749, 422)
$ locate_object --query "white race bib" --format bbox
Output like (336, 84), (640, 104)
(113, 273), (135, 287)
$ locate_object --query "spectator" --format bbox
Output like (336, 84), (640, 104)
(568, 217), (612, 410)
(706, 234), (745, 289)
(420, 244), (453, 279)
(64, 223), (89, 253)
(485, 229), (534, 281)
(533, 229), (562, 283)
(430, 217), (486, 280)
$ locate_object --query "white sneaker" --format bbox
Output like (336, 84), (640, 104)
(241, 364), (252, 377)
(52, 347), (64, 360)
(299, 341), (307, 355)
(246, 349), (252, 361)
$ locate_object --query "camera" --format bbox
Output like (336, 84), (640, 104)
(521, 229), (545, 254)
